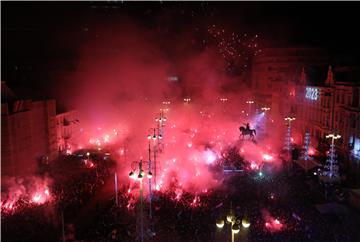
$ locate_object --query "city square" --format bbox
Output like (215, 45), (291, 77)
(2, 1), (360, 242)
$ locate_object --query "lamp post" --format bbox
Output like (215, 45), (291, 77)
(184, 97), (191, 104)
(216, 205), (250, 242)
(261, 107), (270, 113)
(284, 117), (296, 161)
(246, 100), (254, 116)
(326, 133), (341, 146)
(129, 160), (152, 242)
(162, 101), (171, 105)
(220, 98), (228, 113)
(284, 116), (296, 126)
(261, 107), (271, 129)
(155, 110), (167, 146)
(323, 133), (341, 180)
(147, 128), (162, 191)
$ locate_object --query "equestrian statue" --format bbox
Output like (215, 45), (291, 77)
(239, 123), (256, 140)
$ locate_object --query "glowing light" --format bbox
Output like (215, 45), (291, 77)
(103, 134), (110, 143)
(129, 171), (136, 180)
(305, 87), (319, 100)
(183, 98), (191, 103)
(32, 194), (42, 203)
(250, 162), (259, 170)
(265, 217), (284, 232)
(242, 219), (251, 228)
(309, 147), (315, 155)
(203, 149), (217, 164)
(147, 171), (153, 179)
(262, 154), (273, 161)
(44, 189), (50, 196)
(216, 219), (225, 228)
(232, 224), (240, 234)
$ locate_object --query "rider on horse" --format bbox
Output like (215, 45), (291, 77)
(239, 122), (256, 141)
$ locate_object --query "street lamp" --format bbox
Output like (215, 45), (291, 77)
(220, 98), (228, 113)
(261, 107), (270, 113)
(148, 128), (162, 190)
(128, 159), (153, 242)
(326, 133), (341, 145)
(284, 116), (296, 125)
(184, 97), (191, 103)
(162, 101), (171, 105)
(216, 205), (250, 242)
(146, 128), (161, 220)
(284, 116), (296, 161)
(155, 110), (167, 140)
(246, 100), (254, 115)
(322, 133), (341, 180)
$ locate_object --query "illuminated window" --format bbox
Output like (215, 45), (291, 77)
(305, 87), (319, 101)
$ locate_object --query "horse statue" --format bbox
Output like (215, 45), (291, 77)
(239, 125), (256, 140)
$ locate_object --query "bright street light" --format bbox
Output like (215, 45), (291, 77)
(128, 159), (153, 242)
(216, 204), (250, 242)
(326, 133), (341, 145)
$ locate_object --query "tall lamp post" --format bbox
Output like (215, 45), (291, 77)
(284, 116), (296, 161)
(261, 107), (270, 113)
(322, 133), (341, 180)
(216, 205), (250, 242)
(129, 160), (152, 242)
(261, 107), (271, 129)
(246, 100), (254, 116)
(148, 129), (162, 192)
(155, 110), (167, 149)
(220, 97), (228, 113)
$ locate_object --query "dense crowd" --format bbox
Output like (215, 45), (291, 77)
(1, 152), (358, 242)
(1, 152), (114, 242)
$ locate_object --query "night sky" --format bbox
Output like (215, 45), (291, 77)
(2, 1), (360, 98)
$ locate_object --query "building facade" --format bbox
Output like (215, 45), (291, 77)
(293, 66), (360, 160)
(251, 47), (329, 118)
(1, 95), (58, 176)
(56, 110), (80, 154)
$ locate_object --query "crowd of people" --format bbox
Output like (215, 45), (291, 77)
(2, 149), (357, 242)
(1, 152), (115, 242)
